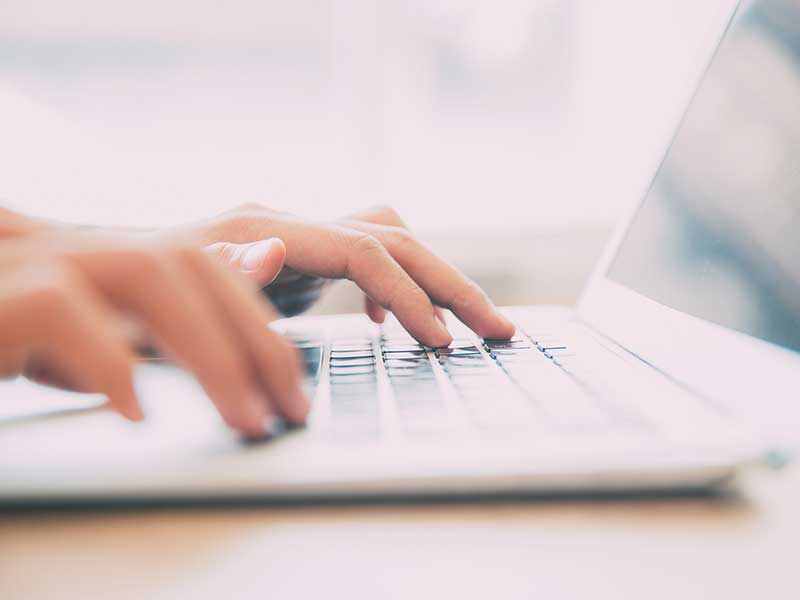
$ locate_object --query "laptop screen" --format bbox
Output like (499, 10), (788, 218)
(608, 0), (800, 354)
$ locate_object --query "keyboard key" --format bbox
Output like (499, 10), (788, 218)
(495, 359), (539, 372)
(434, 340), (479, 350)
(329, 381), (378, 395)
(443, 361), (491, 371)
(438, 354), (489, 366)
(389, 384), (440, 399)
(484, 340), (532, 350)
(330, 365), (376, 377)
(331, 342), (372, 352)
(484, 333), (525, 343)
(445, 370), (496, 382)
(488, 349), (532, 359)
(531, 337), (567, 349)
(383, 357), (431, 369)
(386, 368), (436, 379)
(435, 347), (482, 357)
(330, 357), (376, 367)
(330, 377), (376, 387)
(450, 375), (506, 390)
(382, 344), (425, 353)
(330, 350), (375, 360)
(331, 392), (377, 408)
(382, 350), (427, 359)
(546, 348), (575, 357)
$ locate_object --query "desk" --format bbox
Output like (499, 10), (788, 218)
(2, 465), (798, 599)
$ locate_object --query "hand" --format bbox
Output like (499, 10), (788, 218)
(0, 230), (308, 437)
(196, 204), (516, 347)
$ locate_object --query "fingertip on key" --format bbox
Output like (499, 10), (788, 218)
(473, 311), (516, 341)
(429, 314), (453, 348)
(494, 313), (517, 339)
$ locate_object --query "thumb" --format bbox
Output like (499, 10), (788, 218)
(205, 238), (287, 287)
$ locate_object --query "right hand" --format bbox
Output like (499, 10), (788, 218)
(0, 230), (308, 437)
(196, 204), (516, 346)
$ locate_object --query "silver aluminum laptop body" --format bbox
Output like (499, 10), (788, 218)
(2, 0), (799, 503)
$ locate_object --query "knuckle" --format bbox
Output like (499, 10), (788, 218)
(385, 226), (417, 252)
(343, 232), (387, 279)
(350, 233), (385, 257)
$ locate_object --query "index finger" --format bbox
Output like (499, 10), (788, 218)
(182, 251), (310, 424)
(339, 220), (515, 340)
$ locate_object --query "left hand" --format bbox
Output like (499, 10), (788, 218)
(191, 204), (515, 347)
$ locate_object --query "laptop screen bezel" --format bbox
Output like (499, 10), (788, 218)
(576, 0), (800, 422)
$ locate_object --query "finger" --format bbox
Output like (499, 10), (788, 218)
(205, 238), (286, 287)
(347, 206), (447, 327)
(180, 250), (309, 424)
(339, 221), (515, 339)
(350, 208), (435, 328)
(0, 263), (141, 420)
(75, 247), (268, 436)
(342, 208), (512, 338)
(336, 230), (451, 346)
(365, 296), (386, 324)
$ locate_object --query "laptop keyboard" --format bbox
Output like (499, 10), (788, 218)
(293, 316), (639, 440)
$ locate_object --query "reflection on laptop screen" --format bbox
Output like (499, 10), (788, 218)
(609, 0), (800, 354)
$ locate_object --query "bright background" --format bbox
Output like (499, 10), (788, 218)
(0, 0), (735, 310)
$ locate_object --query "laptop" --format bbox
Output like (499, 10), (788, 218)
(2, 0), (799, 504)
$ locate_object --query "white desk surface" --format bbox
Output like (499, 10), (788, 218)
(1, 461), (798, 600)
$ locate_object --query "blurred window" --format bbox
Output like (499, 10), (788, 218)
(0, 0), (734, 232)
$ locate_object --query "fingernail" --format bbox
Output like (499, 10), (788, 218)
(239, 238), (279, 271)
(431, 314), (453, 347)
